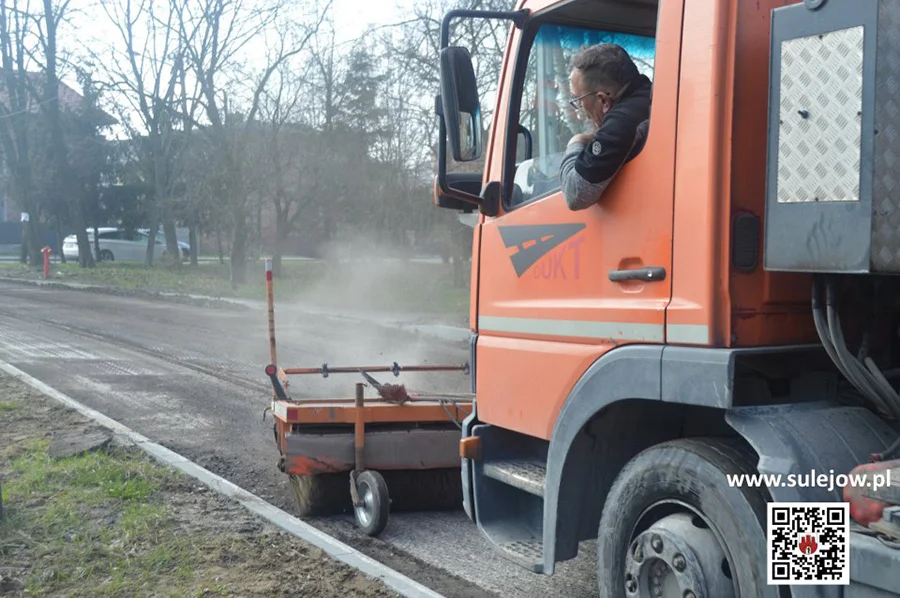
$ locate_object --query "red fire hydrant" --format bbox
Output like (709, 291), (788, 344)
(41, 246), (51, 279)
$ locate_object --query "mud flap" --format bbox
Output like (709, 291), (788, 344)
(726, 402), (896, 503)
(460, 403), (478, 522)
(726, 401), (900, 597)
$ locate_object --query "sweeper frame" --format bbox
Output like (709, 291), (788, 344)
(263, 259), (473, 536)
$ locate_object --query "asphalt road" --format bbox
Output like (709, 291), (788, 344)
(0, 282), (599, 598)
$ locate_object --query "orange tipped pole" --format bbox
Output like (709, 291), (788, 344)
(265, 258), (277, 379)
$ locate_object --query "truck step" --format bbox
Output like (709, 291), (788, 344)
(482, 458), (546, 497)
(497, 539), (544, 573)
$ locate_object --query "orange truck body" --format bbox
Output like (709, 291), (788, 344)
(472, 0), (811, 440)
(436, 0), (900, 595)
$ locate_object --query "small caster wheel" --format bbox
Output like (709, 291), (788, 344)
(353, 470), (390, 536)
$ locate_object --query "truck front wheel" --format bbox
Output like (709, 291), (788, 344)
(597, 438), (781, 598)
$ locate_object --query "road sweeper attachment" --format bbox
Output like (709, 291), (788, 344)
(262, 259), (473, 537)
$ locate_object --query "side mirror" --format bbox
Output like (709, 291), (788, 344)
(440, 46), (482, 162)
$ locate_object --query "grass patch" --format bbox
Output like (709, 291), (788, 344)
(0, 374), (397, 598)
(0, 259), (470, 318)
(0, 437), (196, 596)
(0, 400), (18, 411)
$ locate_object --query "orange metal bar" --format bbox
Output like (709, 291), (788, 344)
(274, 400), (472, 425)
(354, 383), (365, 471)
(282, 364), (468, 376)
(265, 258), (277, 372)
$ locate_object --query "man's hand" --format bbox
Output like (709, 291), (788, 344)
(568, 132), (595, 147)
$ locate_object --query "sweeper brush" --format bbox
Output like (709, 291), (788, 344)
(288, 467), (464, 516)
(262, 259), (473, 536)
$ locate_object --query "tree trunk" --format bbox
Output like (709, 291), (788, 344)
(22, 220), (40, 266)
(160, 204), (181, 269)
(216, 226), (225, 265)
(145, 210), (160, 266)
(72, 213), (93, 268)
(18, 222), (26, 264)
(93, 225), (100, 263)
(42, 0), (92, 269)
(189, 223), (199, 266)
(272, 218), (290, 279)
(229, 223), (248, 288)
(29, 222), (41, 266)
(56, 226), (65, 264)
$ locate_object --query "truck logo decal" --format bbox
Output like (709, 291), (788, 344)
(497, 223), (586, 277)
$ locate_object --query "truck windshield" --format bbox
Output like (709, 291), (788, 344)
(512, 23), (655, 206)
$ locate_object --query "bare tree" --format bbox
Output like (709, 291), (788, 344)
(98, 0), (197, 267)
(252, 62), (319, 278)
(175, 0), (330, 287)
(37, 0), (95, 267)
(0, 0), (41, 266)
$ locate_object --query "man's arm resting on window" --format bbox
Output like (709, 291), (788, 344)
(559, 139), (619, 211)
(559, 100), (649, 211)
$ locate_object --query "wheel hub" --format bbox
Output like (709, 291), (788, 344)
(354, 483), (376, 528)
(624, 512), (734, 598)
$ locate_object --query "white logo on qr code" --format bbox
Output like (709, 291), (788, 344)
(767, 502), (849, 585)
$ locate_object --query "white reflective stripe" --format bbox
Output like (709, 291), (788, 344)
(477, 316), (711, 345)
(272, 400), (288, 419)
(666, 324), (710, 345)
(478, 315), (665, 342)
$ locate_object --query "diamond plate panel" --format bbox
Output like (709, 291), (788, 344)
(777, 26), (864, 204)
(871, 0), (900, 272)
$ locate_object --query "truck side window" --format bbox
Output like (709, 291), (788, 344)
(510, 24), (656, 207)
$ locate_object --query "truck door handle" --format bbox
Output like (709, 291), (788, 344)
(608, 266), (667, 282)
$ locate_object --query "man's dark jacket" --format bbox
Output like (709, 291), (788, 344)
(559, 73), (652, 210)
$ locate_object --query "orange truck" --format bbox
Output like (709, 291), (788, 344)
(434, 0), (900, 595)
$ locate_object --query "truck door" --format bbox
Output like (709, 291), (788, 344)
(475, 3), (682, 440)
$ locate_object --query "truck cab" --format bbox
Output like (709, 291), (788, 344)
(435, 0), (900, 595)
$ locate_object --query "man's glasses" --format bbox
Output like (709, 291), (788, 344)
(568, 90), (609, 111)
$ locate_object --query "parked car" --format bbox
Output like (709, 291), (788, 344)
(62, 228), (190, 262)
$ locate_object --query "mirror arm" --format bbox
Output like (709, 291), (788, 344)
(436, 8), (527, 215)
(440, 9), (529, 49)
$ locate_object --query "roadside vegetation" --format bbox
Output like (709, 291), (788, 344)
(0, 373), (397, 597)
(2, 0), (503, 287)
(0, 259), (470, 317)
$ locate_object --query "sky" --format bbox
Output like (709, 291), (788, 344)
(47, 0), (416, 137)
(330, 0), (408, 42)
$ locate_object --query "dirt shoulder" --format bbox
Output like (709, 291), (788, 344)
(0, 372), (399, 598)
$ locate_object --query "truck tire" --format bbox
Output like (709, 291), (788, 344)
(596, 437), (782, 598)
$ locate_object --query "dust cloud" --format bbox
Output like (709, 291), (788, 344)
(272, 231), (471, 400)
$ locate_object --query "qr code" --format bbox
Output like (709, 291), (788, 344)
(767, 502), (849, 585)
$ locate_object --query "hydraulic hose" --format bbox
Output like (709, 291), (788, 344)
(827, 306), (897, 419)
(825, 278), (900, 421)
(864, 356), (900, 421)
(821, 280), (884, 404)
(812, 277), (855, 384)
(813, 288), (890, 415)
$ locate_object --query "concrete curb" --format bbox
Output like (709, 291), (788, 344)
(0, 359), (446, 598)
(0, 277), (249, 311)
(0, 277), (471, 343)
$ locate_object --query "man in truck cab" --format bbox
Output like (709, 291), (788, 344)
(558, 43), (652, 211)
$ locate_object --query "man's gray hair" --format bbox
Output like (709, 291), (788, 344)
(571, 43), (639, 97)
